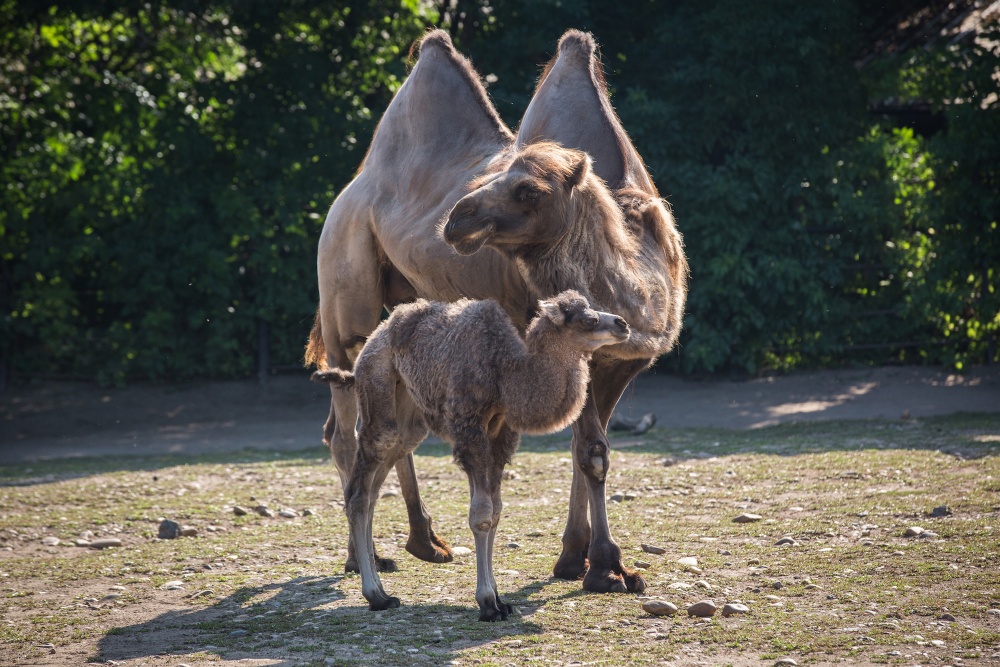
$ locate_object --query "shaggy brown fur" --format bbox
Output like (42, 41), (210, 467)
(315, 291), (629, 621)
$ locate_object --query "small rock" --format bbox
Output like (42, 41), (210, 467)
(255, 506), (276, 518)
(771, 581), (783, 589)
(721, 603), (749, 617)
(774, 537), (797, 546)
(635, 560), (651, 569)
(41, 536), (60, 547)
(930, 639), (945, 647)
(641, 543), (666, 555)
(668, 582), (693, 590)
(526, 530), (543, 537)
(609, 493), (624, 503)
(507, 542), (521, 549)
(74, 539), (91, 547)
(89, 538), (122, 549)
(903, 526), (924, 537)
(733, 513), (762, 523)
(695, 580), (712, 590)
(718, 549), (732, 556)
(764, 595), (781, 602)
(278, 509), (299, 518)
(230, 629), (248, 637)
(930, 505), (951, 517)
(380, 490), (398, 498)
(804, 584), (822, 590)
(233, 506), (249, 516)
(748, 558), (761, 565)
(161, 580), (184, 590)
(180, 526), (198, 537)
(302, 508), (317, 516)
(891, 550), (905, 556)
(452, 546), (472, 556)
(642, 600), (678, 616)
(101, 593), (121, 601)
(677, 556), (699, 569)
(158, 520), (182, 539)
(774, 659), (798, 666)
(687, 600), (717, 617)
(918, 530), (939, 539)
(987, 608), (1000, 617)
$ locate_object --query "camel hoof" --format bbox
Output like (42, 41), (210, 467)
(622, 568), (647, 594)
(478, 604), (510, 622)
(345, 555), (398, 574)
(369, 596), (401, 611)
(582, 567), (628, 593)
(552, 553), (588, 581)
(406, 533), (454, 564)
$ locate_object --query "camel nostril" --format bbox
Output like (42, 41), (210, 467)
(614, 316), (627, 330)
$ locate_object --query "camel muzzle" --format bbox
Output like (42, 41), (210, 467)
(442, 211), (495, 256)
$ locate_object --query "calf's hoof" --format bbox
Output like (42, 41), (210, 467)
(405, 531), (454, 564)
(478, 601), (512, 622)
(368, 595), (401, 612)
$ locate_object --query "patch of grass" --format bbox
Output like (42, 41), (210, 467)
(1, 415), (998, 666)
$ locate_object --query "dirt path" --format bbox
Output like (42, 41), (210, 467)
(2, 365), (998, 464)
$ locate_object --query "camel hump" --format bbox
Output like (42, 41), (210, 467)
(517, 29), (656, 195)
(556, 29), (597, 59)
(410, 29), (455, 60)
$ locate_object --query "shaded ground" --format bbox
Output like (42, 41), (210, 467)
(2, 365), (999, 463)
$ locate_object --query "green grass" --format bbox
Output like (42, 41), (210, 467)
(1, 414), (999, 665)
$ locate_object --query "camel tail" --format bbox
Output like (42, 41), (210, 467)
(304, 309), (328, 370)
(311, 369), (354, 388)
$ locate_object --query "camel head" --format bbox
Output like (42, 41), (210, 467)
(535, 290), (630, 351)
(442, 142), (591, 257)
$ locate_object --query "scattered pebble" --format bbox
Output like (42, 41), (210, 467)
(380, 490), (398, 498)
(687, 600), (717, 617)
(635, 560), (651, 569)
(695, 580), (712, 590)
(452, 546), (472, 556)
(526, 530), (543, 537)
(930, 505), (951, 517)
(891, 550), (905, 556)
(918, 530), (939, 539)
(74, 539), (91, 547)
(765, 595), (781, 603)
(804, 584), (822, 590)
(940, 613), (956, 621)
(987, 608), (1000, 617)
(233, 506), (249, 516)
(609, 493), (624, 503)
(774, 537), (797, 547)
(161, 580), (184, 590)
(41, 536), (60, 547)
(641, 543), (666, 555)
(718, 549), (732, 556)
(101, 593), (121, 601)
(677, 556), (699, 569)
(774, 659), (798, 666)
(641, 600), (678, 616)
(158, 520), (181, 540)
(623, 493), (638, 501)
(302, 508), (317, 517)
(278, 509), (299, 519)
(230, 629), (248, 637)
(180, 527), (198, 537)
(771, 581), (783, 589)
(506, 542), (521, 549)
(255, 506), (276, 518)
(748, 558), (761, 565)
(722, 603), (749, 617)
(903, 526), (924, 537)
(930, 640), (946, 647)
(733, 513), (762, 523)
(668, 582), (693, 590)
(89, 538), (122, 549)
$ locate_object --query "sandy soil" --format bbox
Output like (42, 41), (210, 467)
(2, 365), (998, 464)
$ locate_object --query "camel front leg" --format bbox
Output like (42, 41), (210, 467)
(468, 463), (509, 621)
(558, 358), (651, 593)
(346, 454), (400, 611)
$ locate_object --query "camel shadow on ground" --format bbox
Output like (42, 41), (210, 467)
(92, 572), (572, 666)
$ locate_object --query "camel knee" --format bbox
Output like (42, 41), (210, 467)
(578, 441), (609, 483)
(469, 497), (495, 534)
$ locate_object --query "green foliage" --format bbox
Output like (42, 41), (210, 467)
(1, 1), (996, 383)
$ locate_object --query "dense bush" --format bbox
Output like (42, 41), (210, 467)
(1, 1), (996, 384)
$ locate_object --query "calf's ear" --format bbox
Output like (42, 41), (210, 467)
(538, 299), (566, 325)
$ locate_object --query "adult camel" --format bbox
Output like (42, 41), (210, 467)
(306, 28), (687, 594)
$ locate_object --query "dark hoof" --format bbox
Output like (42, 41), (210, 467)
(369, 596), (401, 611)
(406, 531), (454, 564)
(478, 604), (511, 622)
(623, 568), (647, 593)
(553, 553), (589, 581)
(345, 554), (398, 574)
(582, 567), (629, 593)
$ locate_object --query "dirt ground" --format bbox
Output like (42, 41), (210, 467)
(2, 365), (999, 464)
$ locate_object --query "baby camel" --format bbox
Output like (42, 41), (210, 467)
(313, 290), (629, 621)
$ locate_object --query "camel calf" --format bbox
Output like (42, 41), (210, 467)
(314, 290), (629, 621)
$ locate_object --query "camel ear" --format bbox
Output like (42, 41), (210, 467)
(566, 153), (591, 192)
(538, 299), (566, 326)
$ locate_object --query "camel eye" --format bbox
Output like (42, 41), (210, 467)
(516, 184), (540, 204)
